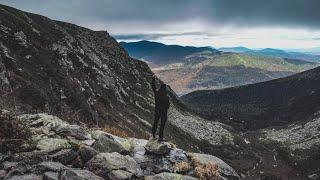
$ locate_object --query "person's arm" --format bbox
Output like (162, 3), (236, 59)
(151, 77), (157, 93)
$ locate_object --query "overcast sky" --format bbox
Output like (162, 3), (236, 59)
(0, 0), (319, 49)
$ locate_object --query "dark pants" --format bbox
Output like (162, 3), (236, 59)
(152, 108), (168, 139)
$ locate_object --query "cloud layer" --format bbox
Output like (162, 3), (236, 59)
(0, 0), (319, 48)
(2, 0), (320, 29)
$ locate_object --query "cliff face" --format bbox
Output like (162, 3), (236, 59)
(0, 4), (156, 137)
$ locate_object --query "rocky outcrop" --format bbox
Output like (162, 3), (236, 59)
(0, 112), (239, 180)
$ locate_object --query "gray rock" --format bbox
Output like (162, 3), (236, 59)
(0, 170), (7, 179)
(61, 169), (104, 180)
(169, 148), (188, 164)
(188, 153), (240, 180)
(0, 153), (8, 164)
(19, 114), (69, 129)
(12, 151), (51, 165)
(2, 161), (17, 170)
(145, 139), (172, 155)
(91, 130), (131, 154)
(145, 172), (197, 180)
(109, 169), (133, 180)
(86, 152), (142, 179)
(36, 138), (71, 151)
(7, 174), (42, 180)
(37, 161), (67, 172)
(82, 139), (95, 146)
(43, 171), (59, 180)
(54, 125), (90, 140)
(50, 149), (78, 165)
(79, 145), (98, 163)
(308, 173), (320, 180)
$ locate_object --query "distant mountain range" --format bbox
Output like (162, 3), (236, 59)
(219, 47), (320, 62)
(120, 40), (219, 64)
(218, 46), (251, 53)
(121, 41), (318, 94)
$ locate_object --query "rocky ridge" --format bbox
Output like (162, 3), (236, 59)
(0, 112), (240, 180)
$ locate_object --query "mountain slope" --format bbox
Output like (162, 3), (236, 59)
(181, 65), (320, 130)
(153, 53), (317, 94)
(0, 4), (158, 138)
(120, 40), (219, 64)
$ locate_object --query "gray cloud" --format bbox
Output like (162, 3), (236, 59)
(113, 32), (225, 40)
(1, 0), (319, 32)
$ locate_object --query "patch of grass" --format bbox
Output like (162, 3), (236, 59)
(102, 125), (129, 138)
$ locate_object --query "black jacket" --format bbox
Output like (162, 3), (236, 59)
(152, 78), (170, 110)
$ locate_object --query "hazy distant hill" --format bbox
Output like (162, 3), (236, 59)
(219, 47), (320, 62)
(218, 46), (251, 53)
(120, 40), (219, 64)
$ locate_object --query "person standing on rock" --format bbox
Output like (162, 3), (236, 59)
(151, 76), (170, 142)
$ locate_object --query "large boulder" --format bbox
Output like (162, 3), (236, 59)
(188, 153), (240, 180)
(60, 169), (104, 180)
(145, 172), (197, 180)
(19, 114), (69, 138)
(109, 169), (134, 180)
(37, 161), (67, 172)
(54, 125), (91, 140)
(79, 145), (98, 163)
(50, 149), (78, 165)
(169, 148), (188, 164)
(145, 139), (172, 155)
(86, 152), (142, 179)
(12, 151), (52, 165)
(36, 138), (71, 151)
(91, 130), (131, 154)
(43, 171), (59, 180)
(19, 114), (91, 141)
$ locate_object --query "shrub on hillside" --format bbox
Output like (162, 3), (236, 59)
(174, 162), (191, 174)
(191, 156), (220, 180)
(0, 110), (32, 153)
